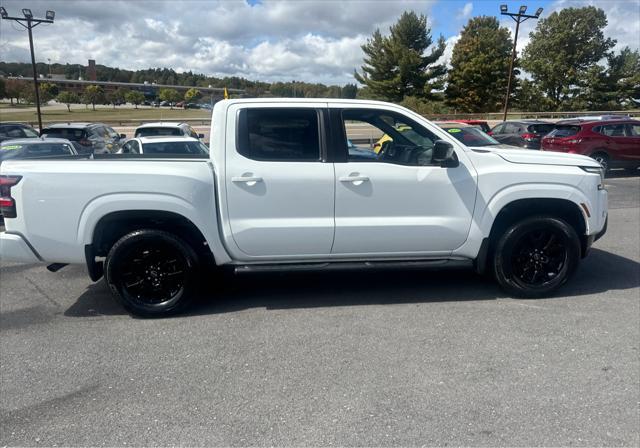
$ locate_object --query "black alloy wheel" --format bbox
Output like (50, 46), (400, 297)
(493, 216), (581, 297)
(105, 230), (198, 317)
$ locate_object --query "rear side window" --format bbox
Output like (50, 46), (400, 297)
(598, 124), (626, 137)
(528, 124), (555, 135)
(548, 125), (581, 137)
(627, 124), (640, 136)
(237, 108), (320, 161)
(41, 128), (85, 141)
(503, 123), (521, 133)
(135, 127), (183, 137)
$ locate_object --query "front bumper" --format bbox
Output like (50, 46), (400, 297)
(0, 232), (41, 263)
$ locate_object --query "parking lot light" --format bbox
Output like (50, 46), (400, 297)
(0, 7), (56, 133)
(499, 4), (543, 122)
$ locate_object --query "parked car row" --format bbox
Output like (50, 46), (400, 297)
(0, 121), (208, 161)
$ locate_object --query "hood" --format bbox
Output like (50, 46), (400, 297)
(472, 147), (601, 168)
(468, 143), (520, 150)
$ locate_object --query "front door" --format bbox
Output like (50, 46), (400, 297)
(331, 106), (477, 256)
(225, 105), (335, 258)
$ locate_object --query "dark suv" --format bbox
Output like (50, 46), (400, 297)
(490, 120), (555, 149)
(0, 123), (39, 143)
(40, 122), (125, 154)
(542, 119), (640, 172)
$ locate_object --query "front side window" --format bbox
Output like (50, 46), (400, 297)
(238, 108), (320, 161)
(342, 109), (439, 166)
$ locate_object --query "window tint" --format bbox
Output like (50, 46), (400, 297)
(106, 127), (120, 139)
(1, 126), (26, 138)
(529, 123), (554, 135)
(0, 142), (73, 160)
(443, 126), (501, 147)
(141, 141), (209, 155)
(238, 108), (320, 161)
(42, 128), (85, 140)
(599, 124), (626, 137)
(22, 127), (39, 137)
(548, 125), (581, 137)
(135, 127), (183, 137)
(626, 124), (640, 136)
(342, 109), (439, 166)
(491, 124), (505, 134)
(121, 141), (140, 154)
(504, 123), (521, 134)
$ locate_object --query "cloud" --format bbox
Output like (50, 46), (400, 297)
(457, 2), (473, 19)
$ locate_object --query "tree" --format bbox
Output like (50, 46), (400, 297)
(5, 79), (28, 105)
(521, 6), (616, 110)
(355, 11), (446, 102)
(341, 83), (358, 99)
(445, 17), (514, 113)
(184, 87), (202, 102)
(82, 85), (105, 111)
(513, 79), (554, 111)
(38, 82), (58, 105)
(57, 91), (80, 112)
(158, 88), (181, 109)
(105, 89), (126, 109)
(125, 90), (145, 109)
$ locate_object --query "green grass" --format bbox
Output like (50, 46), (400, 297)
(0, 106), (211, 125)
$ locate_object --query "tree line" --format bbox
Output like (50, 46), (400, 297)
(356, 8), (639, 113)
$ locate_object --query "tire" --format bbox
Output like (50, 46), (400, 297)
(590, 152), (610, 173)
(105, 229), (199, 317)
(492, 216), (581, 298)
(624, 166), (638, 175)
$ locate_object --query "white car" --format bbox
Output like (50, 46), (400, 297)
(0, 99), (608, 317)
(118, 136), (209, 156)
(134, 122), (204, 140)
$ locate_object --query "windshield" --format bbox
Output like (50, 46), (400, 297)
(135, 127), (183, 137)
(443, 126), (501, 147)
(1, 142), (74, 160)
(141, 141), (209, 155)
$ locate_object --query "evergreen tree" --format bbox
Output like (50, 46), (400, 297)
(445, 16), (513, 113)
(355, 11), (446, 101)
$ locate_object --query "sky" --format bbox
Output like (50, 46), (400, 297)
(0, 0), (638, 85)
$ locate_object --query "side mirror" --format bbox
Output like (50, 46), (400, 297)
(431, 140), (458, 168)
(120, 133), (126, 139)
(198, 133), (204, 139)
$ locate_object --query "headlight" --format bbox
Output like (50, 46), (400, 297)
(581, 166), (605, 186)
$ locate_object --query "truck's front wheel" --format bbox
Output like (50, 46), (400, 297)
(493, 216), (580, 298)
(105, 229), (199, 317)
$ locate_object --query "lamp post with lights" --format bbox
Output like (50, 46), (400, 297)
(0, 7), (55, 132)
(500, 4), (543, 121)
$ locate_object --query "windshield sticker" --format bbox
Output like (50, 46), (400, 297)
(447, 128), (462, 133)
(1, 145), (22, 150)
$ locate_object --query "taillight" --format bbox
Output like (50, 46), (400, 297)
(566, 138), (582, 144)
(0, 175), (22, 218)
(521, 133), (537, 141)
(487, 131), (493, 136)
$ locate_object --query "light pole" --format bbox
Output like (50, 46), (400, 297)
(500, 4), (542, 122)
(0, 7), (55, 132)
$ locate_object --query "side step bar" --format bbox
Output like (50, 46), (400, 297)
(234, 259), (472, 274)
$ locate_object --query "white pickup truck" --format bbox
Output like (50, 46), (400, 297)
(0, 99), (608, 316)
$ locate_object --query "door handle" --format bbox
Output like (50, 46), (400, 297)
(232, 176), (263, 184)
(339, 175), (370, 183)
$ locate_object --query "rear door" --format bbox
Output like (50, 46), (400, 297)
(598, 123), (628, 161)
(623, 123), (640, 162)
(224, 104), (335, 258)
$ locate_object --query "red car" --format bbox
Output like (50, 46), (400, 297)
(541, 119), (640, 172)
(451, 120), (491, 133)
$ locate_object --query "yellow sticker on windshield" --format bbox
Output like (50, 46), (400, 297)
(447, 128), (462, 133)
(1, 145), (22, 150)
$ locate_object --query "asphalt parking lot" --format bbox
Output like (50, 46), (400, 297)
(1, 173), (638, 446)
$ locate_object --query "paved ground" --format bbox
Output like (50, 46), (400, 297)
(1, 173), (638, 446)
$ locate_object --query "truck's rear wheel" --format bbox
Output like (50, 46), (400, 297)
(493, 216), (580, 298)
(105, 229), (198, 317)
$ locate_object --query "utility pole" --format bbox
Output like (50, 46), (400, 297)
(500, 4), (543, 122)
(0, 7), (56, 133)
